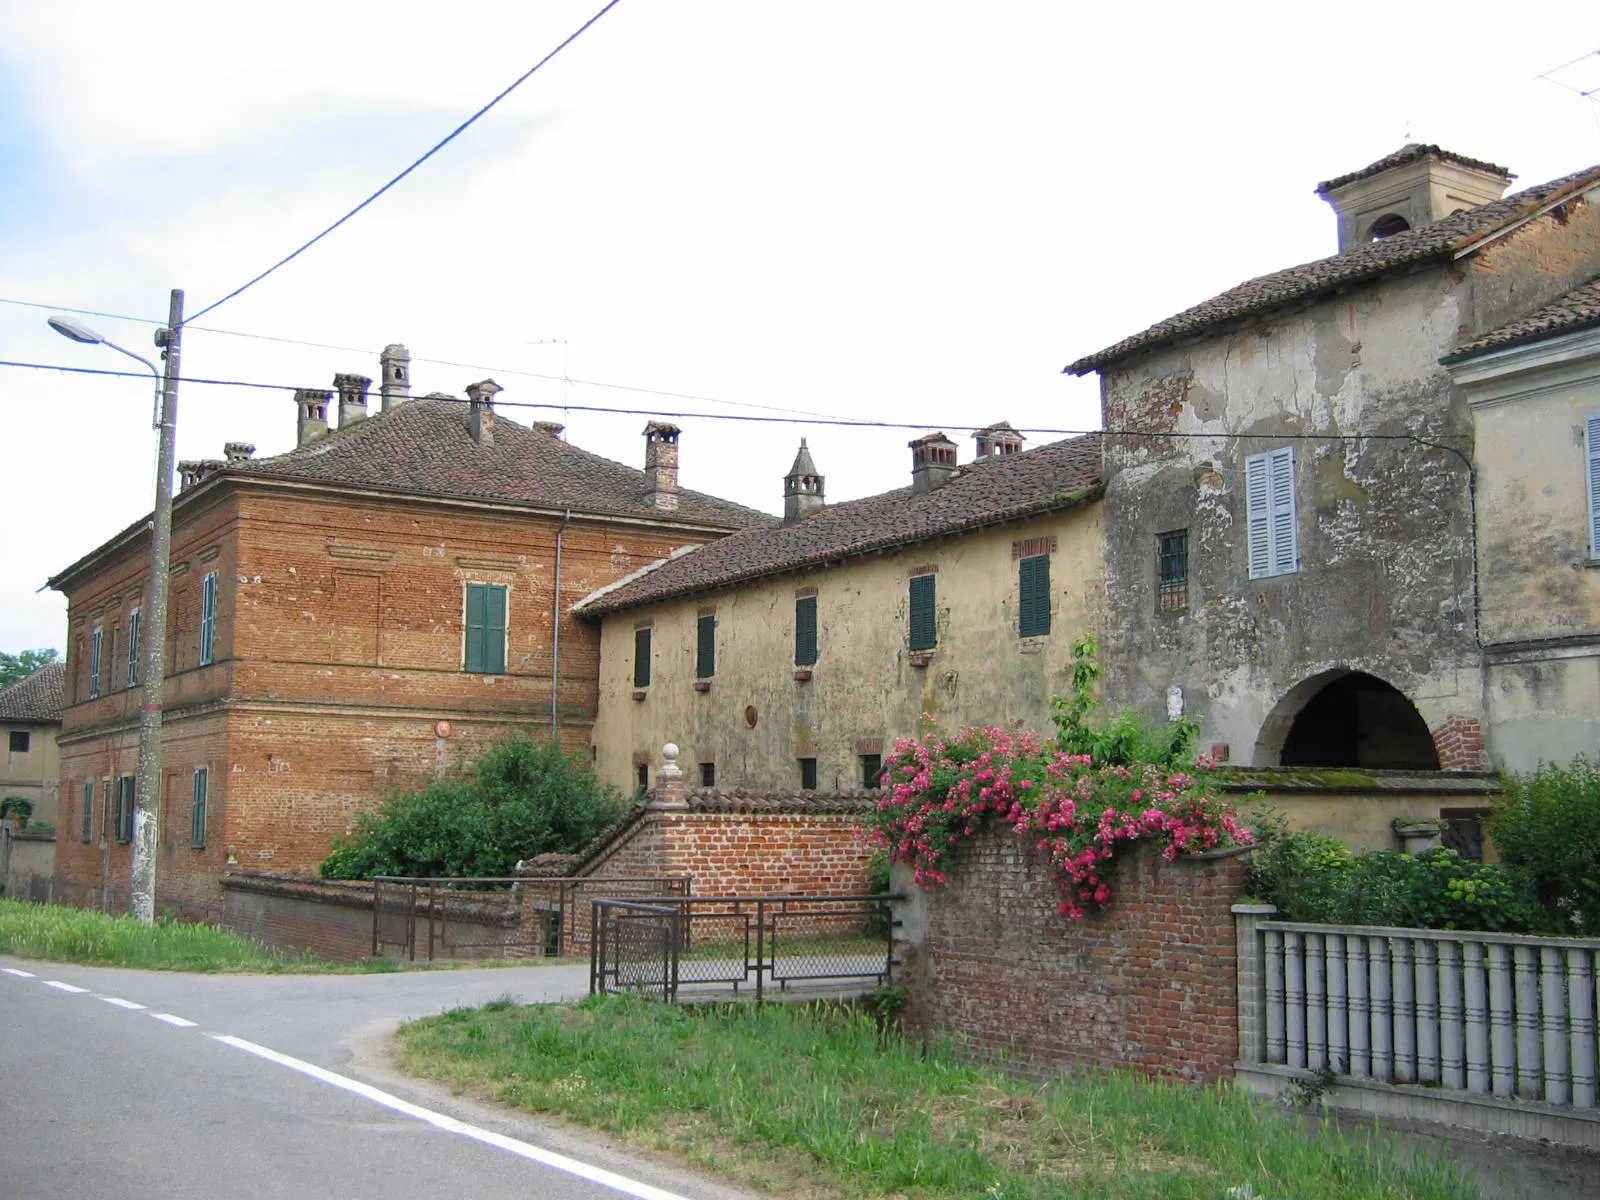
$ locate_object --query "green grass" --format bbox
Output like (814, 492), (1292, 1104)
(395, 996), (1478, 1200)
(0, 898), (399, 973)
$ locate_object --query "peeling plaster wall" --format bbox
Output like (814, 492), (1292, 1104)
(1099, 267), (1483, 765)
(588, 505), (1104, 794)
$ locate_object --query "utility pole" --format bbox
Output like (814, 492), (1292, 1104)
(130, 289), (183, 924)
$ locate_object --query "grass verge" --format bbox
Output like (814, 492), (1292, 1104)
(0, 898), (398, 973)
(395, 996), (1479, 1199)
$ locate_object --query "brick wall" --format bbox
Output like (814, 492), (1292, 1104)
(1432, 715), (1488, 772)
(898, 826), (1248, 1085)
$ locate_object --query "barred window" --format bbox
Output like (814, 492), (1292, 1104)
(1157, 529), (1189, 614)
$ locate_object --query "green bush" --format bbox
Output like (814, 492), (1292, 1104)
(1491, 756), (1600, 935)
(319, 734), (627, 880)
(0, 797), (33, 829)
(1049, 633), (1200, 768)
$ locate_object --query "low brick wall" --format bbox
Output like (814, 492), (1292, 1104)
(1, 828), (55, 904)
(896, 827), (1248, 1085)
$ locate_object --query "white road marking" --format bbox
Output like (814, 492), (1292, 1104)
(213, 1034), (692, 1200)
(2, 967), (36, 977)
(151, 1013), (198, 1028)
(43, 980), (89, 993)
(100, 996), (147, 1010)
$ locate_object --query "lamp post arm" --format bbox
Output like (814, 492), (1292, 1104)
(100, 340), (163, 429)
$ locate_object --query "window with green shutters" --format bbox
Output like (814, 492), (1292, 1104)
(101, 779), (111, 841)
(463, 583), (508, 674)
(89, 626), (103, 698)
(191, 767), (208, 848)
(126, 607), (141, 687)
(799, 757), (818, 790)
(199, 571), (218, 666)
(1018, 554), (1050, 637)
(81, 780), (93, 843)
(696, 614), (716, 678)
(908, 574), (937, 650)
(794, 595), (818, 666)
(633, 626), (652, 688)
(115, 775), (135, 843)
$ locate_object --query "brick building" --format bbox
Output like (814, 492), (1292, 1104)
(47, 353), (767, 919)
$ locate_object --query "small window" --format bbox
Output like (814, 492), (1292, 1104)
(199, 571), (218, 666)
(1157, 529), (1189, 614)
(633, 626), (652, 688)
(1018, 554), (1050, 637)
(115, 775), (135, 844)
(794, 595), (819, 666)
(696, 614), (716, 678)
(635, 762), (649, 794)
(860, 753), (883, 789)
(908, 574), (936, 650)
(1368, 213), (1411, 240)
(8, 730), (29, 754)
(89, 626), (103, 699)
(464, 582), (508, 674)
(1586, 413), (1600, 559)
(699, 761), (716, 788)
(81, 780), (94, 843)
(799, 757), (818, 790)
(126, 608), (141, 688)
(191, 767), (208, 848)
(1245, 447), (1298, 579)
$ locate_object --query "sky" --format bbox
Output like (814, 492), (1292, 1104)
(1, 1), (1598, 654)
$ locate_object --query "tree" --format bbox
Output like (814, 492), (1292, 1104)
(0, 648), (59, 689)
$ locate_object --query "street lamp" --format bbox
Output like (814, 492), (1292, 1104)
(49, 291), (185, 924)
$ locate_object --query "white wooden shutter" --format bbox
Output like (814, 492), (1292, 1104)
(1268, 446), (1297, 576)
(1587, 413), (1600, 559)
(1246, 452), (1271, 578)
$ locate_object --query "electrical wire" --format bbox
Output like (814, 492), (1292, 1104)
(0, 357), (1470, 446)
(183, 0), (626, 326)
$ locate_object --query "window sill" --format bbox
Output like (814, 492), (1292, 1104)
(792, 668), (813, 682)
(1583, 559), (1600, 571)
(908, 651), (935, 669)
(693, 680), (712, 693)
(631, 689), (648, 701)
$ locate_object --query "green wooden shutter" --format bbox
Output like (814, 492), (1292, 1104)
(1587, 413), (1600, 558)
(89, 627), (103, 698)
(101, 780), (110, 840)
(794, 596), (818, 665)
(191, 768), (208, 848)
(484, 585), (507, 674)
(634, 627), (652, 687)
(1018, 554), (1050, 637)
(464, 583), (486, 672)
(199, 572), (217, 665)
(81, 781), (93, 843)
(696, 614), (716, 677)
(127, 608), (141, 687)
(908, 575), (936, 650)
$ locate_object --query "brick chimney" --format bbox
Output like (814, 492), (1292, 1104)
(972, 421), (1024, 459)
(783, 439), (825, 523)
(379, 343), (411, 411)
(334, 373), (371, 428)
(295, 388), (332, 446)
(643, 422), (680, 510)
(223, 441), (256, 462)
(909, 432), (958, 493)
(465, 379), (502, 447)
(177, 460), (223, 491)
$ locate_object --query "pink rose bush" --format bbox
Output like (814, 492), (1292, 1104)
(871, 725), (1251, 919)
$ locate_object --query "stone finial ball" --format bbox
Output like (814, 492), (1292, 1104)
(662, 743), (679, 763)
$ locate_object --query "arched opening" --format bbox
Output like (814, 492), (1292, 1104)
(1367, 213), (1411, 240)
(1267, 670), (1440, 770)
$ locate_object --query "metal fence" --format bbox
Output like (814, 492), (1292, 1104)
(518, 875), (692, 956)
(1241, 917), (1599, 1110)
(590, 893), (896, 1002)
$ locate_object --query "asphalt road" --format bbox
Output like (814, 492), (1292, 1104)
(0, 956), (756, 1200)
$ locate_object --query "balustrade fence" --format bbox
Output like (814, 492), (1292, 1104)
(1238, 914), (1598, 1111)
(590, 894), (895, 1002)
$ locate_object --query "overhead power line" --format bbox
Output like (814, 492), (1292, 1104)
(184, 0), (627, 326)
(0, 357), (1470, 446)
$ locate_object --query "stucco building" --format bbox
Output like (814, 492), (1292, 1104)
(47, 352), (767, 918)
(0, 662), (64, 828)
(576, 428), (1104, 795)
(1065, 146), (1600, 776)
(1446, 279), (1600, 771)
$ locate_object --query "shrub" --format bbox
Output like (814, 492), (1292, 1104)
(1050, 633), (1200, 768)
(0, 797), (33, 829)
(1491, 756), (1600, 935)
(320, 734), (626, 879)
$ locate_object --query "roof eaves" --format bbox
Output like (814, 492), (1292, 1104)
(571, 545), (702, 614)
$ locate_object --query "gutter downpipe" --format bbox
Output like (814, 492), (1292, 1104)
(550, 509), (573, 737)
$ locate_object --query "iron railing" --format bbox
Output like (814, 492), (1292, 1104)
(590, 893), (896, 1001)
(370, 875), (691, 961)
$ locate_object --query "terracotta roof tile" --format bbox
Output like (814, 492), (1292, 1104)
(1314, 144), (1512, 195)
(575, 433), (1103, 616)
(0, 662), (65, 723)
(1446, 276), (1600, 359)
(1066, 164), (1600, 375)
(224, 399), (771, 530)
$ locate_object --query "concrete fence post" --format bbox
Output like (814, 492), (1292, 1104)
(1232, 902), (1276, 1066)
(647, 743), (688, 810)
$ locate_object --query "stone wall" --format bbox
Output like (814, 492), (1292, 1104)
(896, 827), (1248, 1085)
(0, 828), (55, 904)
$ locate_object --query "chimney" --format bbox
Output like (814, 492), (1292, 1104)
(783, 439), (825, 523)
(177, 459), (223, 491)
(909, 432), (958, 493)
(465, 378), (502, 447)
(379, 343), (411, 411)
(643, 422), (681, 510)
(1316, 144), (1514, 253)
(531, 421), (566, 439)
(972, 421), (1024, 459)
(334, 373), (371, 427)
(294, 388), (332, 446)
(223, 441), (256, 462)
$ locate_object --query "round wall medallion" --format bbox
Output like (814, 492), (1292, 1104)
(435, 720), (452, 738)
(744, 705), (759, 728)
